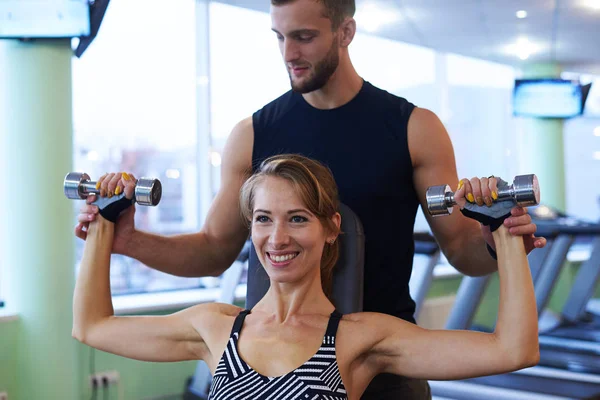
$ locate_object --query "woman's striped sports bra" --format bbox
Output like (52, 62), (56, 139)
(208, 309), (348, 400)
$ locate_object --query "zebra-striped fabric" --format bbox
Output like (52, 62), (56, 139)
(208, 309), (347, 400)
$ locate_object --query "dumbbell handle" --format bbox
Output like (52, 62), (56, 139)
(76, 179), (103, 197)
(427, 174), (540, 217)
(445, 181), (526, 206)
(64, 172), (162, 206)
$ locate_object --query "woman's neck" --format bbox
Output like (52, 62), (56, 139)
(254, 272), (334, 324)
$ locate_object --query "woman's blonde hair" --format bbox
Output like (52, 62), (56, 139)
(240, 154), (341, 297)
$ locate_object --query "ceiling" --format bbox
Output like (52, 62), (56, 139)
(217, 0), (600, 76)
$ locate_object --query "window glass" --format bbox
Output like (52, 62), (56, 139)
(72, 0), (200, 295)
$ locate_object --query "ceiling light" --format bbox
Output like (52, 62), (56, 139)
(516, 10), (528, 18)
(594, 151), (600, 160)
(584, 0), (600, 10)
(507, 37), (536, 60)
(356, 3), (400, 33)
(594, 126), (600, 136)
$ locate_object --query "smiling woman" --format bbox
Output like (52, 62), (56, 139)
(239, 154), (342, 297)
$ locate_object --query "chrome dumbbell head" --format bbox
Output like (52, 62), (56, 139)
(135, 178), (162, 206)
(64, 172), (92, 200)
(426, 184), (454, 217)
(513, 174), (540, 207)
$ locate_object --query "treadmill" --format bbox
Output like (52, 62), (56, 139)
(430, 210), (600, 399)
(529, 205), (600, 375)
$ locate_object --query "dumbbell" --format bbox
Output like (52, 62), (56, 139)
(64, 172), (162, 206)
(426, 174), (540, 217)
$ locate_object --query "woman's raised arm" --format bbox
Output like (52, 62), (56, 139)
(72, 214), (237, 362)
(356, 224), (539, 380)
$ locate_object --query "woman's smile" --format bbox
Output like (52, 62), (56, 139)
(266, 251), (300, 267)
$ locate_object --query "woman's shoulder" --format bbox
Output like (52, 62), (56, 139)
(337, 312), (381, 341)
(187, 303), (245, 352)
(209, 302), (245, 316)
(186, 302), (245, 328)
(335, 312), (406, 373)
(340, 311), (403, 325)
(338, 312), (412, 341)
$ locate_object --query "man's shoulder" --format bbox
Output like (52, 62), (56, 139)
(363, 81), (416, 114)
(253, 89), (298, 129)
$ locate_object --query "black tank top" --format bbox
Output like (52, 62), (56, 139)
(251, 81), (419, 322)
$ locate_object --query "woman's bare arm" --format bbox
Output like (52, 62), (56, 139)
(359, 224), (539, 380)
(72, 215), (237, 362)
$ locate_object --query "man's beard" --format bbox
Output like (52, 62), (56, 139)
(289, 38), (339, 94)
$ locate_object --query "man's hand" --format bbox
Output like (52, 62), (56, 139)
(74, 172), (137, 255)
(455, 177), (547, 255)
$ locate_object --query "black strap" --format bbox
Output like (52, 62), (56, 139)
(324, 310), (343, 338)
(95, 194), (134, 223)
(460, 208), (511, 232)
(486, 243), (498, 260)
(230, 309), (251, 336)
(458, 177), (514, 233)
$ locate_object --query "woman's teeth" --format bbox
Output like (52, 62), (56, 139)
(268, 253), (298, 263)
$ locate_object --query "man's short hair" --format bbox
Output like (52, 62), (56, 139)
(271, 0), (356, 30)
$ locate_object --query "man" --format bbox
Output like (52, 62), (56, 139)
(77, 0), (545, 398)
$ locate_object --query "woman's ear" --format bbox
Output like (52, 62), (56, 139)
(331, 212), (341, 238)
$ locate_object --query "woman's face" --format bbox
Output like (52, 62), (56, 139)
(251, 176), (333, 285)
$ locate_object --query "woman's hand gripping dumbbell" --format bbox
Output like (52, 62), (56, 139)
(427, 174), (545, 255)
(66, 172), (162, 244)
(427, 174), (540, 216)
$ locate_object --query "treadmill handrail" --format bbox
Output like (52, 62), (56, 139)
(538, 335), (600, 354)
(513, 365), (600, 384)
(535, 222), (600, 237)
(561, 236), (600, 322)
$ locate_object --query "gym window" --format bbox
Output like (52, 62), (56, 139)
(72, 0), (204, 297)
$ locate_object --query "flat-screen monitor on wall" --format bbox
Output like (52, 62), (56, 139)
(513, 79), (589, 119)
(0, 0), (110, 58)
(0, 1), (91, 38)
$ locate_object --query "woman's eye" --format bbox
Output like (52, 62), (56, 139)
(255, 215), (269, 223)
(291, 216), (307, 223)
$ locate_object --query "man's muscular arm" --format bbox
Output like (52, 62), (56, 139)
(127, 118), (254, 276)
(408, 108), (497, 276)
(128, 118), (254, 277)
(77, 117), (254, 278)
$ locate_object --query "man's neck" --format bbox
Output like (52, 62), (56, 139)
(301, 62), (363, 110)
